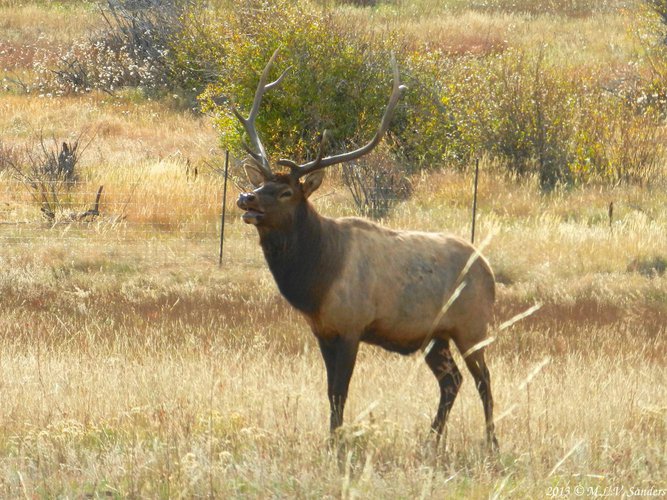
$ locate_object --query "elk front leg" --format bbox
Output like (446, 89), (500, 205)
(317, 336), (359, 432)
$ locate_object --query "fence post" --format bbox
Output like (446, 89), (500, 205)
(219, 151), (229, 266)
(471, 158), (479, 244)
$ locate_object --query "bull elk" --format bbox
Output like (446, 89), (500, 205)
(234, 49), (498, 449)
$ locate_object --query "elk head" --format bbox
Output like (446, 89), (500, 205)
(235, 48), (406, 229)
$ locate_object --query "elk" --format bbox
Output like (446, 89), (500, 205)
(234, 50), (498, 449)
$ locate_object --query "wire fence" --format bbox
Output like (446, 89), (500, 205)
(1, 217), (265, 268)
(0, 178), (267, 268)
(0, 157), (435, 269)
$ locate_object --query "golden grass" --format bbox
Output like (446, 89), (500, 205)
(0, 1), (100, 88)
(0, 92), (220, 226)
(1, 151), (665, 496)
(0, 2), (99, 44)
(0, 93), (216, 149)
(332, 3), (635, 66)
(0, 281), (664, 497)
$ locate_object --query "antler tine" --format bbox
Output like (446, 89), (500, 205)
(231, 48), (291, 178)
(277, 130), (330, 172)
(240, 138), (263, 162)
(281, 53), (406, 179)
(314, 129), (330, 162)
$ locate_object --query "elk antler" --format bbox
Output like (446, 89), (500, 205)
(278, 53), (406, 179)
(231, 48), (291, 179)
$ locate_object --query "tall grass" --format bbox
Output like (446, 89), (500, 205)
(1, 154), (665, 496)
(0, 237), (664, 496)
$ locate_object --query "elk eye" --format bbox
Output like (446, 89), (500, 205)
(279, 190), (293, 199)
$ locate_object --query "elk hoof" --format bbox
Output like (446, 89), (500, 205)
(487, 435), (500, 454)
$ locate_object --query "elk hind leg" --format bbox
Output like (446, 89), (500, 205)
(425, 338), (462, 444)
(463, 349), (499, 451)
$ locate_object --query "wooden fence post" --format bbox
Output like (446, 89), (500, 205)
(471, 158), (479, 244)
(219, 151), (229, 266)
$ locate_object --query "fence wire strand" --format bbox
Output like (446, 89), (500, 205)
(0, 197), (263, 266)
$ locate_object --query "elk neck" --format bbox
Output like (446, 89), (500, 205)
(257, 201), (347, 316)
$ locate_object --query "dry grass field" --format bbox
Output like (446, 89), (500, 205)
(1, 1), (666, 498)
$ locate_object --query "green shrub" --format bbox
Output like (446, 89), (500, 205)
(397, 51), (473, 169)
(198, 1), (396, 163)
(197, 1), (485, 173)
(446, 49), (663, 189)
(632, 1), (667, 115)
(190, 0), (663, 189)
(472, 51), (580, 190)
(32, 0), (195, 96)
(168, 3), (228, 100)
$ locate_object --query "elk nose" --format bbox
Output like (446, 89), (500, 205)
(237, 192), (256, 208)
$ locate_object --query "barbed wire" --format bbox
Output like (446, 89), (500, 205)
(1, 220), (223, 228)
(0, 195), (264, 264)
(0, 176), (408, 265)
(0, 179), (217, 186)
(0, 193), (223, 196)
(1, 234), (263, 265)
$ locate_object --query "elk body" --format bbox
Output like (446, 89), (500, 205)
(234, 50), (498, 449)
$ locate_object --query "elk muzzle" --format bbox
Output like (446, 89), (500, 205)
(237, 192), (265, 225)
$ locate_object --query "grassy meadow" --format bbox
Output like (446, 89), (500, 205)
(1, 0), (666, 498)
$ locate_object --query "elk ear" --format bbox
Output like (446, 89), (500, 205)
(302, 170), (325, 199)
(243, 162), (265, 188)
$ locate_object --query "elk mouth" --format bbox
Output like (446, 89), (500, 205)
(237, 194), (265, 225)
(241, 208), (264, 225)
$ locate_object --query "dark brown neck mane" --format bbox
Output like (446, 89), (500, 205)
(257, 202), (346, 315)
